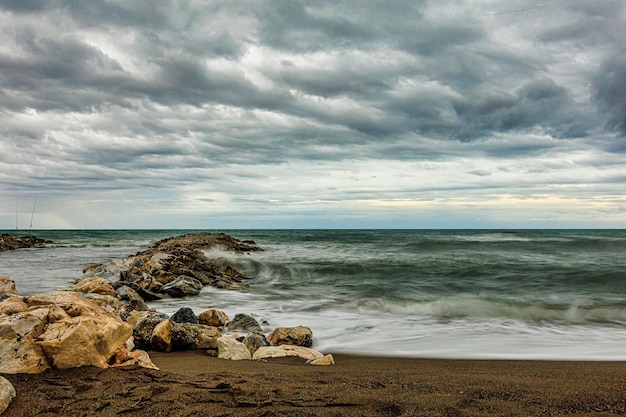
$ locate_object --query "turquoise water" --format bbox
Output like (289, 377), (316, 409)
(1, 229), (625, 359)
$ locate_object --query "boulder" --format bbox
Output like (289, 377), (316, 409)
(252, 345), (324, 361)
(1, 292), (137, 374)
(113, 281), (162, 301)
(217, 337), (251, 360)
(75, 292), (120, 310)
(308, 354), (335, 366)
(0, 297), (28, 315)
(111, 346), (159, 370)
(114, 284), (144, 302)
(158, 275), (203, 298)
(0, 276), (18, 296)
(227, 313), (262, 333)
(198, 309), (229, 327)
(267, 326), (313, 347)
(173, 323), (221, 350)
(0, 376), (16, 415)
(117, 299), (150, 319)
(70, 277), (117, 298)
(150, 319), (174, 352)
(24, 292), (105, 317)
(169, 322), (197, 350)
(242, 332), (269, 355)
(125, 311), (151, 328)
(132, 313), (166, 350)
(0, 308), (51, 374)
(83, 258), (134, 282)
(37, 316), (132, 369)
(170, 307), (199, 324)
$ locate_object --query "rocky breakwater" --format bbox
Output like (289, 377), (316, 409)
(83, 232), (261, 300)
(0, 234), (51, 252)
(0, 277), (157, 375)
(131, 307), (334, 366)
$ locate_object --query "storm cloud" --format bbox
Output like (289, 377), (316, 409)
(1, 0), (625, 228)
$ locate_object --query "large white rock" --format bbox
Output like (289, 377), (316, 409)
(37, 316), (132, 369)
(0, 376), (16, 415)
(252, 345), (324, 361)
(0, 292), (135, 373)
(0, 307), (58, 374)
(217, 337), (251, 360)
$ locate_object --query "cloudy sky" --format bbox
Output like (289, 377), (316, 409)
(1, 0), (625, 229)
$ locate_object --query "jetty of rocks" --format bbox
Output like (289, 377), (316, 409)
(0, 232), (333, 383)
(83, 232), (262, 297)
(0, 234), (51, 252)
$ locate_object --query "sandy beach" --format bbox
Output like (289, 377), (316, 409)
(3, 351), (625, 416)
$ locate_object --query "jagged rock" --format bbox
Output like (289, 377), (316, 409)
(267, 326), (313, 347)
(242, 332), (269, 355)
(168, 323), (196, 350)
(37, 315), (132, 369)
(150, 319), (174, 352)
(75, 292), (120, 310)
(70, 277), (117, 298)
(198, 309), (229, 327)
(0, 234), (51, 252)
(217, 337), (251, 360)
(0, 376), (16, 415)
(83, 258), (135, 282)
(308, 354), (335, 366)
(109, 340), (159, 370)
(170, 307), (199, 324)
(114, 284), (142, 301)
(253, 345), (324, 361)
(0, 297), (28, 315)
(132, 313), (167, 350)
(0, 292), (136, 374)
(113, 281), (162, 301)
(180, 324), (221, 349)
(0, 307), (52, 374)
(125, 311), (151, 328)
(158, 275), (203, 298)
(0, 276), (18, 296)
(227, 313), (262, 333)
(117, 299), (150, 319)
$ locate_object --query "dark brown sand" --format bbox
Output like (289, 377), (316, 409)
(3, 351), (625, 416)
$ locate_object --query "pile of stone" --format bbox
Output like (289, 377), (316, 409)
(0, 234), (51, 252)
(0, 233), (334, 413)
(0, 277), (157, 375)
(83, 232), (261, 298)
(130, 306), (334, 365)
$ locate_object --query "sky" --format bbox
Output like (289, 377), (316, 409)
(1, 0), (625, 229)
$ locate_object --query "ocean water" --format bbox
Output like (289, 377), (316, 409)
(1, 229), (625, 360)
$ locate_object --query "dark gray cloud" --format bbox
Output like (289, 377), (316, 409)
(594, 54), (626, 137)
(0, 0), (625, 228)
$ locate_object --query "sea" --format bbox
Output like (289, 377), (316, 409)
(1, 229), (625, 360)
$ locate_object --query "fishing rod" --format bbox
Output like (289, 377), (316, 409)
(29, 195), (37, 236)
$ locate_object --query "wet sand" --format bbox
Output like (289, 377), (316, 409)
(3, 350), (625, 416)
